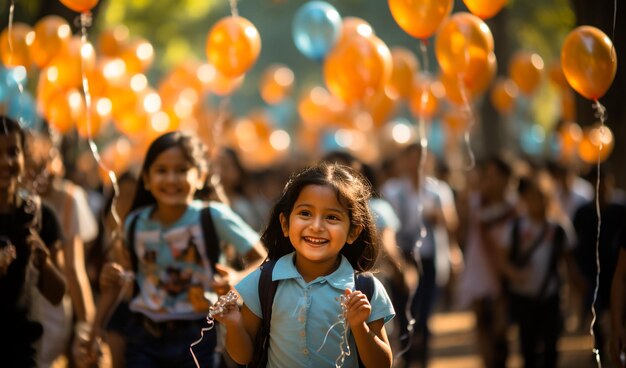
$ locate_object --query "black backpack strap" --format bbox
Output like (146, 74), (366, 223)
(200, 206), (220, 270)
(127, 213), (141, 274)
(354, 272), (375, 302)
(537, 224), (566, 300)
(510, 219), (549, 268)
(354, 272), (376, 368)
(509, 218), (521, 265)
(249, 259), (278, 368)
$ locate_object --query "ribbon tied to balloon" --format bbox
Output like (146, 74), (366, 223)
(561, 24), (617, 367)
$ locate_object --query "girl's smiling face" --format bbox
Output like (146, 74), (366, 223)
(142, 146), (204, 209)
(280, 184), (361, 276)
(0, 132), (24, 196)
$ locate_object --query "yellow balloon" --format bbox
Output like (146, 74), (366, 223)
(561, 25), (617, 100)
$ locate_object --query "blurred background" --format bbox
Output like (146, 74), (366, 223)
(0, 0), (624, 192)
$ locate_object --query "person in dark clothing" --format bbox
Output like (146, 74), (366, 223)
(0, 116), (66, 367)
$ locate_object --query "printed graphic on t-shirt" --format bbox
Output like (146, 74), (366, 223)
(130, 224), (213, 321)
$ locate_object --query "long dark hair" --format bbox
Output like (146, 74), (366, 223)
(130, 131), (208, 212)
(0, 115), (28, 152)
(260, 162), (380, 272)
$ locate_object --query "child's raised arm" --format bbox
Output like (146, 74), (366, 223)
(344, 289), (393, 367)
(214, 302), (262, 365)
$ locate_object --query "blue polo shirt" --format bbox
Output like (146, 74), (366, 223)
(236, 252), (395, 367)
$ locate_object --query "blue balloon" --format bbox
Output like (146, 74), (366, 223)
(7, 91), (40, 130)
(292, 1), (342, 61)
(519, 123), (546, 156)
(428, 120), (444, 158)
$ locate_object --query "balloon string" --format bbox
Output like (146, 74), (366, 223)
(457, 73), (476, 170)
(610, 0), (617, 63)
(209, 96), (231, 205)
(229, 0), (239, 17)
(190, 290), (238, 368)
(419, 39), (429, 76)
(589, 99), (606, 368)
(7, 0), (15, 66)
(2, 1), (14, 134)
(7, 0), (26, 115)
(78, 13), (122, 235)
(316, 294), (351, 368)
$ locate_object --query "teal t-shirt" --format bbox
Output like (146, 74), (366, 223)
(125, 200), (260, 321)
(236, 252), (395, 368)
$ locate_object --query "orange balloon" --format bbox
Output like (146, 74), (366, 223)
(59, 0), (99, 12)
(31, 16), (72, 68)
(297, 86), (346, 127)
(435, 12), (494, 76)
(490, 78), (518, 114)
(440, 51), (496, 104)
(162, 61), (205, 95)
(509, 52), (544, 95)
(577, 124), (614, 163)
(113, 109), (148, 137)
(119, 37), (154, 74)
(205, 65), (245, 96)
(561, 88), (576, 121)
(76, 104), (105, 139)
(0, 23), (35, 68)
(37, 67), (59, 115)
(409, 74), (439, 119)
(561, 26), (617, 100)
(558, 121), (582, 158)
(388, 0), (454, 39)
(206, 16), (261, 78)
(443, 108), (470, 135)
(340, 17), (374, 42)
(48, 36), (96, 90)
(44, 89), (83, 133)
(547, 62), (569, 90)
(463, 0), (507, 19)
(260, 64), (295, 105)
(323, 34), (392, 104)
(365, 87), (400, 127)
(388, 47), (419, 99)
(98, 25), (130, 57)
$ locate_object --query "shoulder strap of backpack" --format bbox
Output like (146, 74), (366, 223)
(128, 212), (141, 274)
(509, 218), (521, 264)
(537, 224), (566, 299)
(355, 272), (375, 302)
(354, 272), (376, 368)
(250, 259), (278, 368)
(200, 206), (220, 270)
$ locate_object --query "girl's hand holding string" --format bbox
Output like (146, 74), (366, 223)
(99, 262), (127, 291)
(210, 293), (242, 328)
(211, 263), (239, 296)
(344, 288), (372, 329)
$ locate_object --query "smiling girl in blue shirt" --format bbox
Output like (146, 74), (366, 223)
(215, 162), (395, 367)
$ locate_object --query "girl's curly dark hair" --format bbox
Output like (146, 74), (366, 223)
(260, 161), (380, 272)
